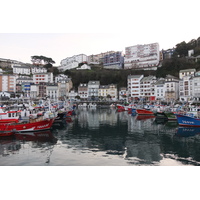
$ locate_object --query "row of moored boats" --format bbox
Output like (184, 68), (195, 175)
(116, 103), (200, 127)
(0, 100), (76, 137)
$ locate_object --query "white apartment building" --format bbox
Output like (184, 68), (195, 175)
(124, 43), (160, 70)
(88, 81), (100, 100)
(60, 54), (87, 71)
(33, 72), (53, 84)
(154, 78), (165, 101)
(127, 75), (144, 100)
(13, 66), (31, 75)
(179, 69), (195, 102)
(0, 74), (16, 92)
(140, 76), (156, 101)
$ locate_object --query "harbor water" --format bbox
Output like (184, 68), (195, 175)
(1, 107), (200, 166)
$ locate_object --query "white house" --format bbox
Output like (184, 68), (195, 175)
(31, 66), (47, 74)
(46, 84), (58, 100)
(76, 64), (91, 70)
(13, 66), (31, 75)
(78, 83), (88, 100)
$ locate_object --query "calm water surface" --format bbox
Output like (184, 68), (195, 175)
(1, 108), (200, 166)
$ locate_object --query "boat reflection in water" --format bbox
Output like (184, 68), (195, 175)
(176, 127), (200, 137)
(2, 108), (200, 166)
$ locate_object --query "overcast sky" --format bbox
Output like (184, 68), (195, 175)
(1, 0), (199, 65)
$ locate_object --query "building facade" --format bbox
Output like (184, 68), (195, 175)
(124, 43), (160, 70)
(88, 81), (100, 100)
(103, 51), (124, 69)
(0, 75), (16, 92)
(60, 54), (87, 71)
(127, 75), (144, 100)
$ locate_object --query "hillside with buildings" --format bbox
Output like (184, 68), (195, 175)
(0, 36), (200, 103)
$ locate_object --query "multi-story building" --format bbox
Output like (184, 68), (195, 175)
(21, 82), (32, 97)
(99, 85), (109, 100)
(87, 51), (115, 65)
(88, 81), (100, 100)
(33, 72), (53, 84)
(164, 75), (179, 102)
(57, 80), (73, 98)
(154, 78), (165, 101)
(38, 82), (47, 98)
(30, 84), (38, 99)
(78, 83), (88, 100)
(60, 54), (87, 71)
(124, 43), (160, 70)
(0, 74), (16, 92)
(103, 51), (124, 69)
(140, 75), (156, 101)
(46, 83), (58, 100)
(127, 75), (144, 100)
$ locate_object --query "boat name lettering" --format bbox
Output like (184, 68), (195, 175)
(182, 120), (194, 124)
(37, 124), (49, 129)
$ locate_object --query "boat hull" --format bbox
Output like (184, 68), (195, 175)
(136, 109), (154, 115)
(0, 118), (55, 132)
(175, 114), (200, 127)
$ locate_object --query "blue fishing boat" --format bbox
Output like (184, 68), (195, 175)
(176, 127), (200, 137)
(175, 114), (200, 127)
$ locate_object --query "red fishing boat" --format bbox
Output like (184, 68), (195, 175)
(0, 118), (55, 133)
(136, 109), (154, 115)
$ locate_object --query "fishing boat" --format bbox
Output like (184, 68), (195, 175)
(164, 112), (177, 121)
(0, 117), (55, 133)
(175, 114), (200, 127)
(136, 109), (154, 115)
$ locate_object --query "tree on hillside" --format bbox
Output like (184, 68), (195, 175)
(31, 55), (55, 67)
